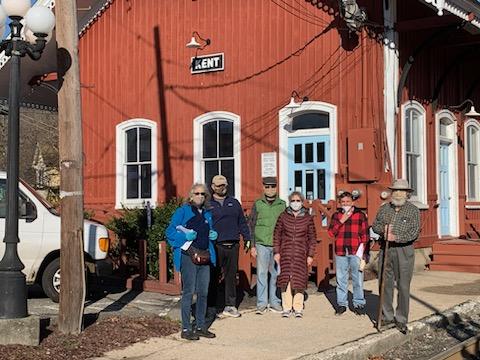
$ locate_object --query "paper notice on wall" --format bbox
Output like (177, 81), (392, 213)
(356, 243), (364, 259)
(261, 152), (277, 178)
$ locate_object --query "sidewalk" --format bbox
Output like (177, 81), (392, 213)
(92, 270), (480, 360)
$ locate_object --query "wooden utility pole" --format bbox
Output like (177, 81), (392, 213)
(56, 0), (85, 334)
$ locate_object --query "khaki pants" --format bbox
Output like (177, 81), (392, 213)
(281, 282), (304, 312)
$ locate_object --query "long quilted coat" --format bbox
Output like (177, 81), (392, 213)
(273, 208), (316, 292)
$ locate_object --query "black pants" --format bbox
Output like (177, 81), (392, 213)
(214, 242), (239, 309)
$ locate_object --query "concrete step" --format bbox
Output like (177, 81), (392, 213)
(433, 254), (480, 265)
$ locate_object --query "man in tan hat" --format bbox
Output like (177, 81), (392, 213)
(372, 179), (420, 334)
(209, 174), (251, 318)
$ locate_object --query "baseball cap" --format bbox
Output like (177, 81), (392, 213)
(212, 175), (228, 186)
(262, 177), (277, 185)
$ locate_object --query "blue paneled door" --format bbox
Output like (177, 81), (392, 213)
(439, 142), (450, 236)
(288, 135), (330, 202)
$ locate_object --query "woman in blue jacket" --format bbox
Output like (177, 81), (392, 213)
(166, 183), (218, 341)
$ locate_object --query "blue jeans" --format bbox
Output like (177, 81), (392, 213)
(335, 254), (365, 308)
(180, 253), (210, 330)
(256, 244), (281, 309)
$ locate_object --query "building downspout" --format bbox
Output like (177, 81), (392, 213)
(383, 0), (398, 178)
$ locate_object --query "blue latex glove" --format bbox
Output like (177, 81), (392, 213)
(208, 230), (218, 241)
(185, 230), (197, 241)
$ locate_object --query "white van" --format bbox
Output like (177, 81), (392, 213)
(0, 172), (111, 302)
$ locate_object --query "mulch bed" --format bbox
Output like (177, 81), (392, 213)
(0, 315), (180, 360)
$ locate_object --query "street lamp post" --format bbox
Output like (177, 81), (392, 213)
(0, 0), (55, 319)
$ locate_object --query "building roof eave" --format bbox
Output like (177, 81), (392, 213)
(421, 0), (480, 28)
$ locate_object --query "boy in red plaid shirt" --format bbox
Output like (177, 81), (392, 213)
(328, 191), (368, 316)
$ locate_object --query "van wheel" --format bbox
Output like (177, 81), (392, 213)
(42, 258), (60, 303)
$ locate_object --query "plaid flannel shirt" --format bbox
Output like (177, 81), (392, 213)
(371, 201), (420, 243)
(328, 207), (368, 256)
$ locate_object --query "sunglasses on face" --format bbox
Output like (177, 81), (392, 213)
(214, 184), (227, 188)
(193, 192), (206, 196)
(264, 185), (277, 189)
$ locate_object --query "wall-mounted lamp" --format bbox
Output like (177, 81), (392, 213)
(448, 99), (480, 118)
(285, 90), (309, 110)
(186, 31), (211, 50)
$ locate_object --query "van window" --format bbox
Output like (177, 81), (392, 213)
(0, 179), (35, 219)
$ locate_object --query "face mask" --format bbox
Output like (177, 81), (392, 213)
(290, 201), (302, 211)
(342, 205), (352, 213)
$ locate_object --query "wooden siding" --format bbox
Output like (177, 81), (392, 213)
(79, 0), (385, 219)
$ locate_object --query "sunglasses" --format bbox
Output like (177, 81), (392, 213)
(264, 185), (277, 189)
(193, 192), (206, 196)
(214, 184), (227, 188)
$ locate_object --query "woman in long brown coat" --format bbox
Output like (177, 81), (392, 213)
(273, 191), (316, 318)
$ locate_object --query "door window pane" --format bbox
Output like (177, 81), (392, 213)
(306, 171), (313, 199)
(317, 142), (325, 162)
(317, 169), (325, 199)
(219, 121), (233, 157)
(294, 171), (302, 189)
(139, 128), (151, 162)
(305, 143), (313, 163)
(203, 122), (217, 158)
(294, 144), (302, 163)
(126, 128), (137, 162)
(292, 112), (329, 130)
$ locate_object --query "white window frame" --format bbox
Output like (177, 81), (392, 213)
(278, 101), (337, 201)
(115, 119), (158, 209)
(401, 100), (428, 207)
(193, 111), (241, 199)
(465, 119), (480, 202)
(435, 110), (459, 236)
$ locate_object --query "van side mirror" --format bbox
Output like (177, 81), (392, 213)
(24, 201), (37, 223)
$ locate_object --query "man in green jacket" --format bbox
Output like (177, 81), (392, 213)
(249, 177), (286, 314)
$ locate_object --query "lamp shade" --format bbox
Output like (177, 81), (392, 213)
(465, 106), (480, 117)
(285, 97), (300, 110)
(0, 5), (7, 27)
(186, 36), (201, 48)
(24, 6), (55, 35)
(2, 0), (31, 17)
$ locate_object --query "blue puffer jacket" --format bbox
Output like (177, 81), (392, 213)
(166, 204), (217, 271)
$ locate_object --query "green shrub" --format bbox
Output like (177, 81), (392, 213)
(106, 198), (183, 279)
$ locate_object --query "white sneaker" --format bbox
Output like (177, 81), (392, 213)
(281, 310), (291, 318)
(222, 306), (241, 318)
(269, 305), (283, 313)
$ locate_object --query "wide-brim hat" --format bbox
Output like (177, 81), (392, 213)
(388, 179), (413, 191)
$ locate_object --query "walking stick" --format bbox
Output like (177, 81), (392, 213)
(376, 230), (390, 332)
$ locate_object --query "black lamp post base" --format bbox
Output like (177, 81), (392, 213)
(0, 270), (27, 319)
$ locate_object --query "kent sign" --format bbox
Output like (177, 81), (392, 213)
(191, 53), (224, 74)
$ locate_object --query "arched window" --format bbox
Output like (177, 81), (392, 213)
(465, 120), (480, 201)
(115, 119), (157, 208)
(402, 101), (427, 204)
(193, 112), (241, 198)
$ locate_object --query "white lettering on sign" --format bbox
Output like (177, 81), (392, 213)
(191, 53), (224, 74)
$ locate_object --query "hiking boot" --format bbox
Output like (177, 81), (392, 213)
(294, 311), (303, 318)
(281, 310), (291, 318)
(181, 330), (199, 341)
(255, 307), (267, 315)
(354, 305), (366, 316)
(335, 306), (347, 316)
(195, 328), (216, 338)
(222, 306), (241, 318)
(396, 322), (408, 334)
(269, 305), (283, 313)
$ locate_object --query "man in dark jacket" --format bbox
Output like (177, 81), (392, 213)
(249, 177), (286, 314)
(372, 179), (420, 334)
(210, 175), (251, 318)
